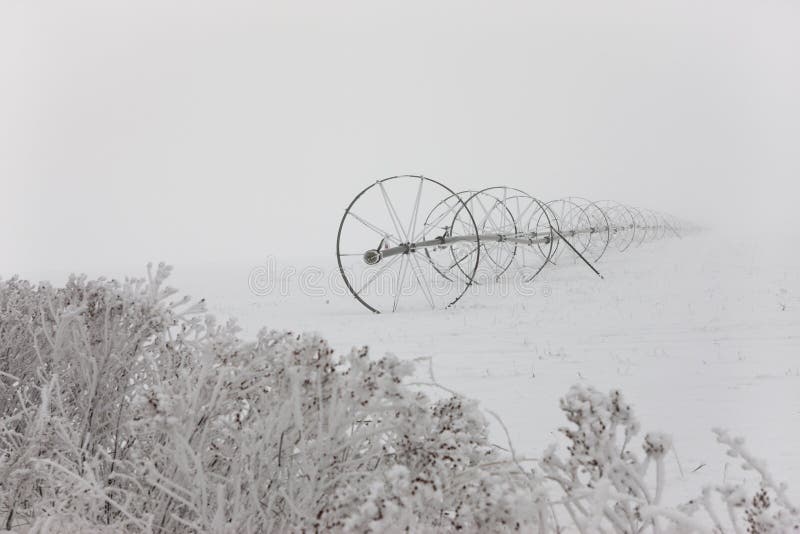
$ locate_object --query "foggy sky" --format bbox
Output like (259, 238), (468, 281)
(2, 0), (799, 277)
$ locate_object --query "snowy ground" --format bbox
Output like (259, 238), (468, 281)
(21, 229), (800, 503)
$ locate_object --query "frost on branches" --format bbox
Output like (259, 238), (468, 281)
(538, 386), (798, 532)
(0, 265), (796, 533)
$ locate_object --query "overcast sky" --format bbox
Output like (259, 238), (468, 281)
(2, 0), (799, 277)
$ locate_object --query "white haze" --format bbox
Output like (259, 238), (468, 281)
(2, 0), (799, 276)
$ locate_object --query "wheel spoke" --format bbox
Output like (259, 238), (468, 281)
(409, 253), (436, 309)
(474, 197), (501, 233)
(378, 181), (409, 242)
(415, 199), (459, 243)
(515, 198), (536, 226)
(418, 250), (455, 283)
(356, 254), (401, 296)
(393, 255), (410, 312)
(348, 211), (400, 245)
(405, 177), (424, 242)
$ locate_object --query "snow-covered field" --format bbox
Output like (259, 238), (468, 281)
(143, 229), (800, 503)
(17, 228), (798, 508)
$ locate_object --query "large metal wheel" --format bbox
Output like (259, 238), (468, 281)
(418, 190), (484, 291)
(565, 196), (612, 263)
(545, 198), (593, 263)
(627, 206), (650, 247)
(595, 200), (637, 252)
(336, 175), (480, 313)
(529, 198), (561, 271)
(468, 186), (556, 283)
(453, 189), (518, 283)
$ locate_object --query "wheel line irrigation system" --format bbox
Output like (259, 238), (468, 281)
(336, 175), (693, 313)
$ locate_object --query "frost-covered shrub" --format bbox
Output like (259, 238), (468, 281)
(0, 265), (540, 532)
(539, 385), (799, 533)
(0, 266), (795, 533)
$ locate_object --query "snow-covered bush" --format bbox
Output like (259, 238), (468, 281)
(0, 266), (796, 532)
(538, 385), (799, 533)
(0, 265), (540, 532)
